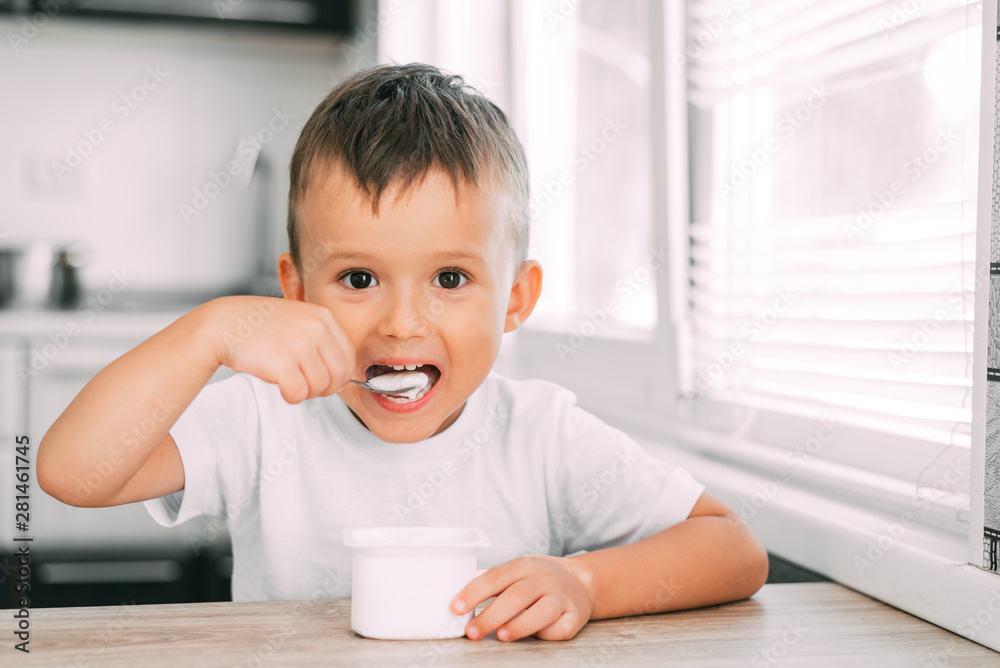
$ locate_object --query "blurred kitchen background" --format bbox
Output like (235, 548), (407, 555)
(0, 0), (995, 644)
(0, 0), (382, 607)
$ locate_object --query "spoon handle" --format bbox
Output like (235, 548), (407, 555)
(349, 379), (422, 396)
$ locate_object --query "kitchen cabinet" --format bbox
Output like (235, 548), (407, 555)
(3, 0), (360, 34)
(4, 542), (233, 608)
(0, 309), (233, 607)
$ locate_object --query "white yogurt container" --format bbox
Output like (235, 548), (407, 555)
(342, 526), (491, 640)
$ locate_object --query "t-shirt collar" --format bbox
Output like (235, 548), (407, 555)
(321, 377), (491, 464)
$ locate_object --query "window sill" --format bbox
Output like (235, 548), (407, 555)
(638, 432), (1000, 653)
(662, 421), (970, 536)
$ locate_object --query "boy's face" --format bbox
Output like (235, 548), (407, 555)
(279, 162), (540, 443)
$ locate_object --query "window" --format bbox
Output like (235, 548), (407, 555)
(678, 0), (983, 518)
(516, 0), (658, 336)
(504, 0), (682, 427)
(378, 0), (663, 344)
(377, 0), (1000, 644)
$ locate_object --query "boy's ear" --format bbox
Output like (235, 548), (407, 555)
(504, 260), (543, 333)
(278, 252), (306, 301)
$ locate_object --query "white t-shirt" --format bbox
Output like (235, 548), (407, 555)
(144, 371), (705, 601)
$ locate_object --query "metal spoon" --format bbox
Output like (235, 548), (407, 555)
(349, 379), (423, 396)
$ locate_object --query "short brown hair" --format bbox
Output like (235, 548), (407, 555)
(287, 62), (529, 274)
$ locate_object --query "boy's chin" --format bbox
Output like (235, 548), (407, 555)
(344, 403), (457, 444)
(370, 422), (439, 444)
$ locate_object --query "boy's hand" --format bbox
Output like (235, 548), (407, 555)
(209, 296), (355, 404)
(450, 555), (595, 642)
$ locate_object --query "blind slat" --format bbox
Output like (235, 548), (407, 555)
(688, 0), (973, 100)
(682, 0), (979, 447)
(699, 390), (971, 447)
(692, 342), (968, 379)
(688, 265), (975, 294)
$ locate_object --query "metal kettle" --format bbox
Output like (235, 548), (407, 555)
(0, 243), (87, 310)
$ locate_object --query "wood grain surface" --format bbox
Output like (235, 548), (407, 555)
(9, 583), (1000, 667)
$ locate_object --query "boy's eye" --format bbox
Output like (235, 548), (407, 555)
(340, 271), (378, 289)
(434, 271), (467, 289)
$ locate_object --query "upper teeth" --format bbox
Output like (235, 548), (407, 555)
(391, 363), (424, 370)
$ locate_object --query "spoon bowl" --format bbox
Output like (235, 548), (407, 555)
(349, 379), (423, 396)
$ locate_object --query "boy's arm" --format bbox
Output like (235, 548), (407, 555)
(450, 492), (768, 642)
(38, 296), (354, 508)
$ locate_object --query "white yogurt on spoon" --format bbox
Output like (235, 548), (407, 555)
(365, 370), (430, 401)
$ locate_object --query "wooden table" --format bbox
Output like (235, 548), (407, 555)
(12, 583), (1000, 667)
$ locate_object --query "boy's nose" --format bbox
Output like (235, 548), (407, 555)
(376, 289), (434, 340)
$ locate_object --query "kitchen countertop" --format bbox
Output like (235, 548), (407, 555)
(0, 306), (194, 339)
(0, 288), (277, 339)
(17, 583), (1000, 667)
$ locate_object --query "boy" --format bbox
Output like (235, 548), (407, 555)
(39, 63), (767, 642)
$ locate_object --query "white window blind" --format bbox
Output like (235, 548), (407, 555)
(682, 0), (982, 449)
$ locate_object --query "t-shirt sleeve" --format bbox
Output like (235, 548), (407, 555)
(143, 373), (259, 527)
(548, 394), (706, 555)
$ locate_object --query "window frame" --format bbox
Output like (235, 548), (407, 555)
(510, 0), (685, 437)
(508, 0), (1000, 650)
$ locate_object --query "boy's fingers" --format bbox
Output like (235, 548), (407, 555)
(533, 611), (586, 642)
(318, 308), (355, 363)
(315, 339), (349, 395)
(464, 580), (541, 640)
(278, 363), (310, 404)
(496, 594), (564, 641)
(452, 562), (518, 614)
(298, 351), (331, 400)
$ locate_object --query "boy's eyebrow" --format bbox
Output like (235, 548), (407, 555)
(435, 251), (485, 263)
(324, 251), (378, 262)
(324, 250), (486, 263)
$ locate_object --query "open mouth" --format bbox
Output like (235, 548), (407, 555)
(365, 363), (442, 404)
